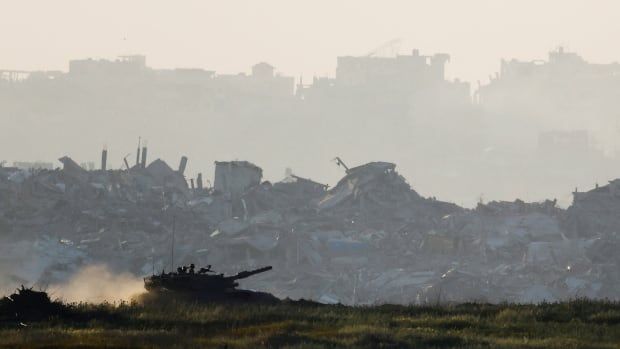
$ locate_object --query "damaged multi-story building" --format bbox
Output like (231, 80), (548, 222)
(567, 179), (620, 237)
(477, 46), (620, 151)
(298, 49), (470, 107)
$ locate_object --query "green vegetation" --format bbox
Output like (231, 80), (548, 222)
(1, 298), (619, 348)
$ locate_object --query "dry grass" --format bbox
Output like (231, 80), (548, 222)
(0, 298), (619, 348)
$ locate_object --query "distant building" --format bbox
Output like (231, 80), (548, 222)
(477, 47), (620, 155)
(569, 178), (620, 236)
(251, 62), (275, 79)
(298, 49), (471, 110)
(336, 49), (450, 87)
(69, 55), (148, 78)
(496, 47), (620, 83)
(216, 62), (295, 97)
(478, 47), (620, 112)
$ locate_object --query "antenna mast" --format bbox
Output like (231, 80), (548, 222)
(135, 136), (141, 166)
(170, 215), (176, 271)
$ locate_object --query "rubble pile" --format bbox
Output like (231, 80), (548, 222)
(1, 154), (619, 304)
(0, 286), (65, 322)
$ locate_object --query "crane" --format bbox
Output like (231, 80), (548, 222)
(333, 157), (350, 173)
(365, 38), (402, 58)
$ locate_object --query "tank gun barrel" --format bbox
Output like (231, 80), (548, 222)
(230, 266), (272, 280)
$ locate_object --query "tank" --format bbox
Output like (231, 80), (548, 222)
(143, 264), (274, 300)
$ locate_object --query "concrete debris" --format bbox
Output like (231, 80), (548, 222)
(1, 153), (620, 305)
(214, 161), (262, 199)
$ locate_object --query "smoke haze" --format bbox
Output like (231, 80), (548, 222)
(3, 1), (620, 206)
(49, 265), (144, 303)
(2, 0), (620, 83)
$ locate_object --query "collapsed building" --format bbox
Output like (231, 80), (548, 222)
(1, 149), (619, 305)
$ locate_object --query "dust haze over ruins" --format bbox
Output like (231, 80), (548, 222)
(2, 47), (620, 207)
(3, 1), (620, 304)
(3, 0), (620, 207)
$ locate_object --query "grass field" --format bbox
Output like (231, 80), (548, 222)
(1, 297), (619, 348)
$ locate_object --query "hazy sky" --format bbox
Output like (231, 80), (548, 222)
(2, 0), (620, 84)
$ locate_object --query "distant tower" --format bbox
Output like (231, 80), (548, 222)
(101, 147), (108, 171)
